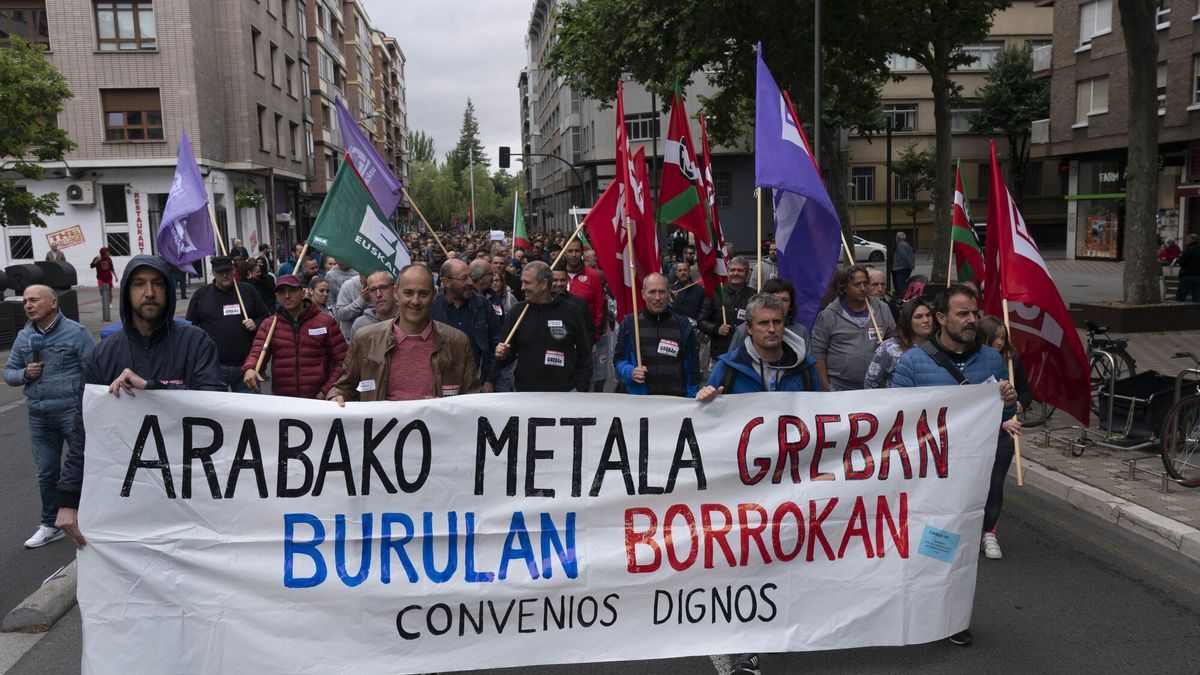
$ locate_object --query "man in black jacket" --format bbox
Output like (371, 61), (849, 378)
(698, 256), (756, 362)
(1177, 234), (1200, 302)
(432, 258), (502, 391)
(56, 254), (224, 548)
(186, 255), (270, 392)
(494, 261), (592, 392)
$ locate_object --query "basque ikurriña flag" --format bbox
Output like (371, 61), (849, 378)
(982, 140), (1090, 427)
(953, 159), (985, 287)
(156, 131), (216, 271)
(755, 45), (841, 329)
(335, 98), (403, 216)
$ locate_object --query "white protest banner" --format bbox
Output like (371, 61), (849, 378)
(78, 385), (1000, 673)
(489, 229), (507, 242)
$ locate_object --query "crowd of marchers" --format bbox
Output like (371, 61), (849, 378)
(5, 226), (1027, 668)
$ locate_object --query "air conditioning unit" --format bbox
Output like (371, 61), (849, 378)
(65, 181), (95, 205)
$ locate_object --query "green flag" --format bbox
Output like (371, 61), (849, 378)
(308, 159), (410, 277)
(513, 190), (530, 251)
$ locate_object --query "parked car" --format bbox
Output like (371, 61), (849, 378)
(839, 235), (887, 264)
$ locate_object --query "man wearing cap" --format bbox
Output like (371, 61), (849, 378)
(56, 254), (225, 548)
(242, 274), (347, 398)
(186, 255), (271, 392)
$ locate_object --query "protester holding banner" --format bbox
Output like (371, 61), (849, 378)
(329, 264), (480, 403)
(698, 256), (756, 360)
(495, 261), (592, 392)
(431, 259), (502, 392)
(613, 273), (701, 397)
(696, 293), (818, 400)
(56, 254), (224, 548)
(241, 274), (347, 398)
(4, 285), (95, 549)
(186, 256), (271, 393)
(811, 265), (896, 392)
(864, 298), (934, 389)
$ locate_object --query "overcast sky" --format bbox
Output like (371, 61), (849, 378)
(364, 0), (530, 170)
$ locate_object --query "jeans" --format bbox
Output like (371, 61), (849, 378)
(29, 410), (75, 526)
(1177, 276), (1200, 303)
(99, 284), (112, 322)
(219, 363), (254, 394)
(983, 432), (1016, 532)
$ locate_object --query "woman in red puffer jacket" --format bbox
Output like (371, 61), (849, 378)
(241, 275), (347, 398)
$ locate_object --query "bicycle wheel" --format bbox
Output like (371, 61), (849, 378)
(1089, 350), (1136, 389)
(1112, 349), (1136, 380)
(1020, 399), (1056, 428)
(1160, 396), (1200, 488)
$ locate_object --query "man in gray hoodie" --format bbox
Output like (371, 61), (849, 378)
(811, 265), (896, 392)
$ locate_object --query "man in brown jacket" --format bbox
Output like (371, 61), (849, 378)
(329, 264), (479, 404)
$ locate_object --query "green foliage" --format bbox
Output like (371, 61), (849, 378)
(893, 143), (938, 195)
(971, 44), (1048, 204)
(445, 99), (488, 185)
(407, 160), (521, 230)
(0, 38), (76, 228)
(408, 129), (435, 164)
(234, 188), (264, 209)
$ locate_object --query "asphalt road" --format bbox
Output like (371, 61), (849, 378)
(9, 482), (1200, 674)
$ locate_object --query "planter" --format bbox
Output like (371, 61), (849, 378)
(1069, 301), (1200, 333)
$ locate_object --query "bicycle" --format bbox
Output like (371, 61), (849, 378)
(1019, 399), (1056, 428)
(1159, 352), (1200, 487)
(1085, 319), (1136, 393)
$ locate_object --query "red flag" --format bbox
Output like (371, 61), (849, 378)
(630, 147), (660, 277)
(697, 113), (729, 291)
(952, 160), (985, 287)
(983, 140), (1090, 427)
(583, 180), (640, 320)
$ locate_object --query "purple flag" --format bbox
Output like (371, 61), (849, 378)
(156, 131), (216, 271)
(335, 98), (402, 216)
(755, 45), (842, 329)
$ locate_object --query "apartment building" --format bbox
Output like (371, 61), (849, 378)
(0, 0), (313, 276)
(1030, 0), (1200, 260)
(519, 0), (758, 251)
(846, 1), (1062, 252)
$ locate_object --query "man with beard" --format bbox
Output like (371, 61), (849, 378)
(55, 255), (224, 548)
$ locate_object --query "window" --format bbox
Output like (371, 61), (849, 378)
(320, 102), (331, 130)
(305, 122), (315, 175)
(851, 167), (875, 202)
(101, 184), (131, 255)
(257, 105), (268, 151)
(624, 113), (660, 141)
(285, 56), (296, 96)
(5, 187), (32, 259)
(1075, 77), (1109, 125)
(274, 113), (284, 156)
(951, 107), (981, 133)
(251, 27), (261, 74)
(884, 103), (917, 132)
(1022, 162), (1043, 197)
(713, 171), (733, 208)
(1079, 0), (1112, 47)
(1157, 0), (1172, 27)
(958, 42), (1003, 70)
(978, 163), (998, 200)
(1158, 62), (1168, 113)
(289, 121), (299, 158)
(324, 151), (336, 181)
(0, 4), (50, 48)
(102, 88), (163, 141)
(281, 0), (290, 30)
(1194, 54), (1200, 105)
(95, 1), (156, 50)
(896, 176), (917, 201)
(270, 43), (279, 87)
(887, 54), (919, 71)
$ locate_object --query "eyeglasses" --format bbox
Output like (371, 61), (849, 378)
(442, 275), (469, 282)
(367, 284), (394, 294)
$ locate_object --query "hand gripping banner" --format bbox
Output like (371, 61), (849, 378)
(78, 385), (1000, 673)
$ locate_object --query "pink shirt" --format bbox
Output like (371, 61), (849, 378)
(386, 322), (437, 401)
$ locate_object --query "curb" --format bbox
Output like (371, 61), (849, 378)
(1017, 459), (1200, 567)
(1, 560), (77, 634)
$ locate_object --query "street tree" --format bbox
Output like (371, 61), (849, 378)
(546, 0), (896, 235)
(885, 0), (1012, 283)
(970, 44), (1049, 209)
(893, 142), (938, 229)
(446, 99), (488, 185)
(408, 130), (435, 164)
(0, 38), (75, 228)
(409, 160), (463, 228)
(1117, 0), (1159, 304)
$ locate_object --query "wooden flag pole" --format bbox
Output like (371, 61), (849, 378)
(839, 230), (883, 345)
(206, 202), (249, 319)
(501, 216), (588, 346)
(755, 188), (763, 289)
(626, 217), (642, 367)
(1001, 297), (1025, 486)
(947, 246), (955, 286)
(400, 185), (449, 258)
(254, 240), (309, 374)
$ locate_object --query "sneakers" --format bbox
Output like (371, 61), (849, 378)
(980, 532), (1003, 560)
(948, 628), (973, 646)
(24, 525), (65, 549)
(730, 653), (761, 675)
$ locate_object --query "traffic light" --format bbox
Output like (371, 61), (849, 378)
(499, 146), (511, 169)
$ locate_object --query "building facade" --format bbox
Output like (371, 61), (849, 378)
(520, 0), (758, 252)
(846, 1), (1062, 253)
(1030, 0), (1200, 260)
(0, 0), (407, 276)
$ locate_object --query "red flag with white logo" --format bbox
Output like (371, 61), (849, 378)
(983, 140), (1090, 427)
(630, 146), (660, 277)
(584, 179), (640, 320)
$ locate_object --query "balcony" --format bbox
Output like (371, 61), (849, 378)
(1032, 45), (1051, 74)
(1031, 118), (1049, 145)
